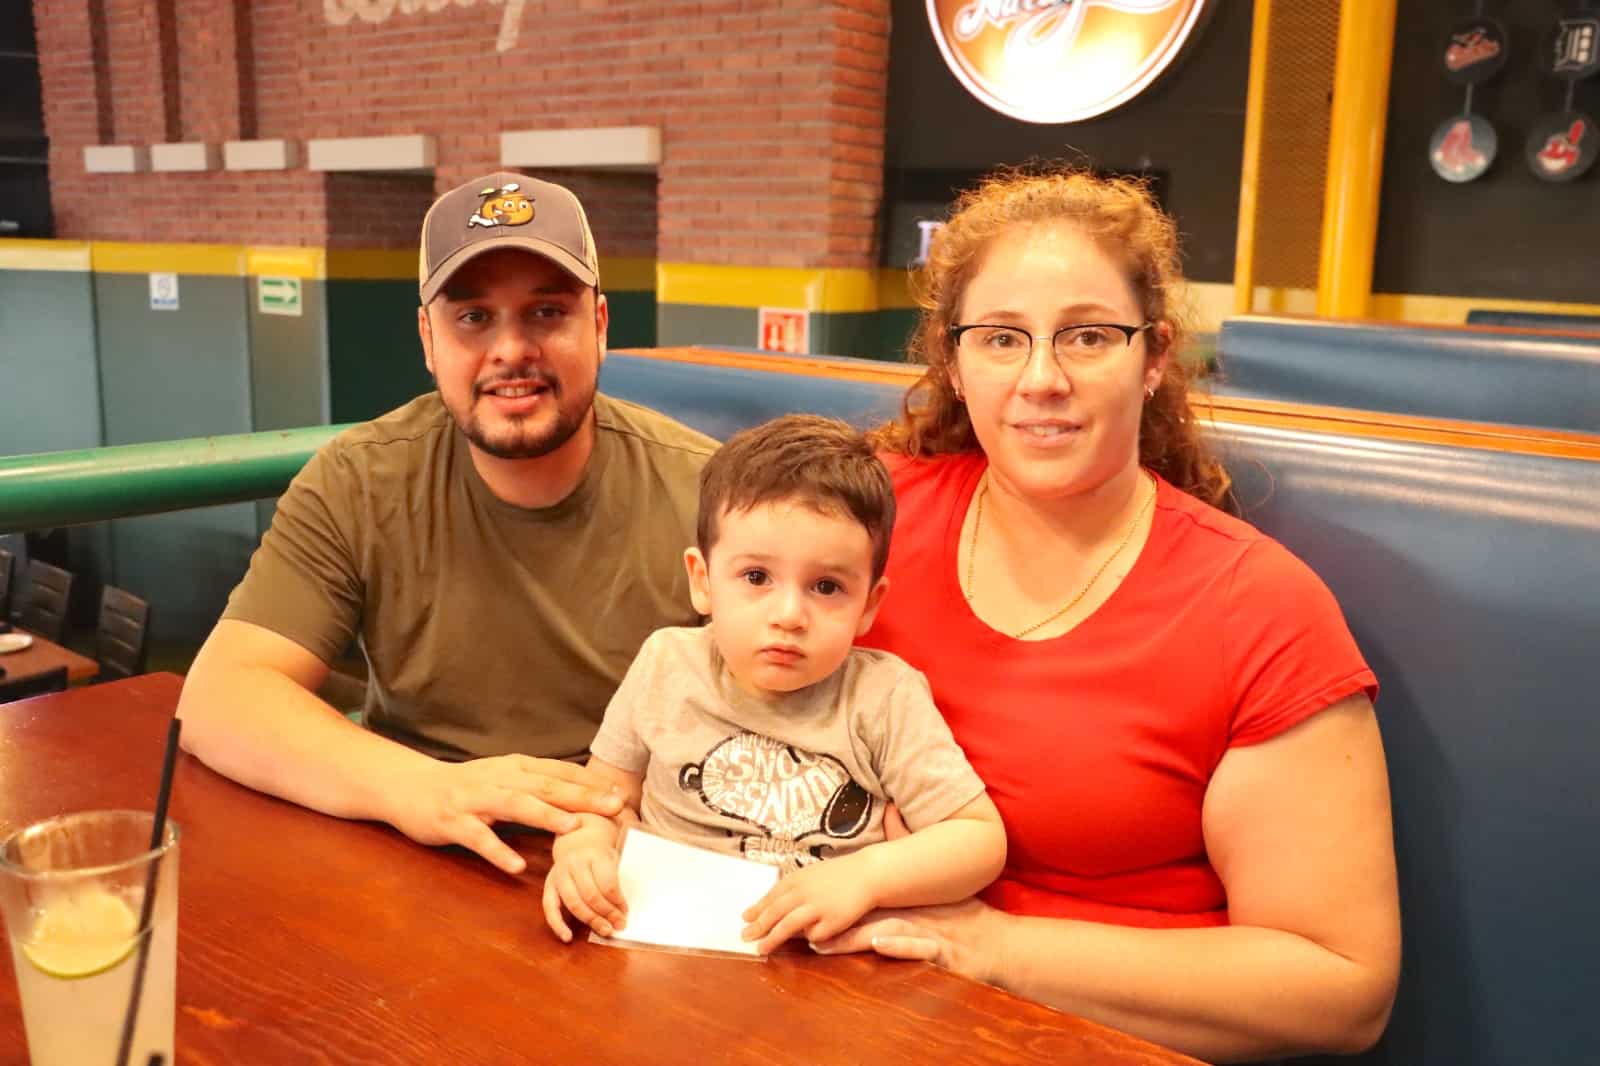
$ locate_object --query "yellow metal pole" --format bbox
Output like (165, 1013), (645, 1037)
(1233, 0), (1274, 316)
(1316, 0), (1398, 319)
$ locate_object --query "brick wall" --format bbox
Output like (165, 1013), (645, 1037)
(175, 0), (252, 144)
(34, 0), (890, 265)
(323, 172), (435, 250)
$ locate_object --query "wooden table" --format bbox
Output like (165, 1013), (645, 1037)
(0, 675), (1204, 1066)
(0, 626), (98, 685)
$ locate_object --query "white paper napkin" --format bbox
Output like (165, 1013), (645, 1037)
(594, 827), (780, 958)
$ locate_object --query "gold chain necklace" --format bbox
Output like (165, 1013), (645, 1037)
(964, 471), (1157, 639)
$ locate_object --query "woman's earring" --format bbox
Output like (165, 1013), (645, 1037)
(1144, 384), (1156, 400)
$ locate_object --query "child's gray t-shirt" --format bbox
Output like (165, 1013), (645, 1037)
(590, 625), (987, 872)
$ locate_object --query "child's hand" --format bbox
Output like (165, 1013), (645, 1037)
(740, 854), (878, 955)
(542, 819), (627, 943)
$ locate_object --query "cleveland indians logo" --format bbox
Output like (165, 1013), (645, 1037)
(1535, 120), (1587, 176)
(930, 0), (1210, 124)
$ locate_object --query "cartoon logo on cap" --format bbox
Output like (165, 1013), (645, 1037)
(468, 183), (535, 228)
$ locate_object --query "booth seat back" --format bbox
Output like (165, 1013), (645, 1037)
(1465, 308), (1600, 333)
(1215, 315), (1600, 433)
(1214, 421), (1599, 1066)
(605, 348), (1600, 1066)
(604, 351), (906, 439)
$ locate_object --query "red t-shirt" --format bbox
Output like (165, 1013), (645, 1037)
(859, 452), (1378, 928)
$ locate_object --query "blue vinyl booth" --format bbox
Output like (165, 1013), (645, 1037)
(1215, 315), (1600, 434)
(1464, 308), (1600, 333)
(603, 346), (1600, 1066)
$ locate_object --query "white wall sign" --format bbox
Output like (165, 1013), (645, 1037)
(323, 0), (528, 54)
(258, 276), (304, 317)
(915, 220), (944, 265)
(149, 272), (179, 312)
(758, 308), (809, 355)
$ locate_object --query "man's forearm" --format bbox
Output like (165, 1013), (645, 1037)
(177, 660), (430, 826)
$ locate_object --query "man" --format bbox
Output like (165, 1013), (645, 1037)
(177, 173), (716, 874)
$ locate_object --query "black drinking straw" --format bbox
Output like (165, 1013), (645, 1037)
(114, 717), (182, 1066)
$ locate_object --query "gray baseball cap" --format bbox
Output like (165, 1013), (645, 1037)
(418, 171), (599, 303)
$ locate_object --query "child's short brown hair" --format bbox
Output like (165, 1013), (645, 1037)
(697, 414), (896, 581)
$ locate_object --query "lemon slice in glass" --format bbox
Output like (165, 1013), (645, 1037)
(20, 889), (140, 980)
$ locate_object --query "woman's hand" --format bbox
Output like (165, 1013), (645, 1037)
(810, 897), (1008, 985)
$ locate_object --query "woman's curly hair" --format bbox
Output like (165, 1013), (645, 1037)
(870, 165), (1231, 509)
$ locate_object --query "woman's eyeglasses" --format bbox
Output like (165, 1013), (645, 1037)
(947, 322), (1152, 370)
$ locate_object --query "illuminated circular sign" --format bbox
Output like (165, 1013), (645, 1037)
(927, 0), (1213, 125)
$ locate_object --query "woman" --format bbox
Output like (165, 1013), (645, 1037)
(821, 169), (1400, 1063)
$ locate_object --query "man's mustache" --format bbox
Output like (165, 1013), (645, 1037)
(474, 369), (560, 397)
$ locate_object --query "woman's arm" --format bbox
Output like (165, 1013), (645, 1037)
(817, 695), (1400, 1063)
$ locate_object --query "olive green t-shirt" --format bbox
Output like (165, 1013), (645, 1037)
(222, 392), (715, 761)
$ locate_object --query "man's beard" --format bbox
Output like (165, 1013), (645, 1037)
(459, 363), (598, 460)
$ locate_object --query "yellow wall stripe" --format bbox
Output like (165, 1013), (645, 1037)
(1241, 287), (1600, 326)
(2, 240), (663, 289)
(817, 268), (879, 314)
(1370, 292), (1600, 325)
(317, 250), (664, 288)
(0, 239), (91, 272)
(876, 268), (918, 311)
(876, 276), (1244, 335)
(318, 251), (664, 288)
(9, 240), (1597, 329)
(797, 272), (1243, 336)
(325, 248), (418, 281)
(91, 242), (245, 277)
(658, 262), (880, 313)
(600, 256), (655, 292)
(245, 247), (326, 280)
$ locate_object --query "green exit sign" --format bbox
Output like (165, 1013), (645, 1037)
(258, 275), (303, 317)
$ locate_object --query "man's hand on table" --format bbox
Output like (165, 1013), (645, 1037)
(386, 754), (624, 874)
